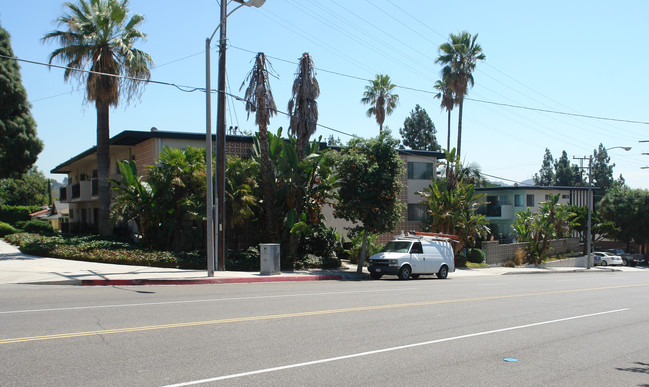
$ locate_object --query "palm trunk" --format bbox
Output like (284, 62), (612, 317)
(258, 124), (276, 242)
(96, 101), (111, 236)
(446, 109), (451, 152)
(457, 99), (464, 160)
(357, 229), (368, 274)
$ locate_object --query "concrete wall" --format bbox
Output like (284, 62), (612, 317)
(482, 238), (580, 265)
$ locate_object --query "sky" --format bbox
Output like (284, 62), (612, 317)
(2, 0), (648, 188)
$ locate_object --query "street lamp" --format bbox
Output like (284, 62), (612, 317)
(206, 0), (265, 277)
(583, 145), (631, 269)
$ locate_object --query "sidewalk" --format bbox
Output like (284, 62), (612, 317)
(0, 240), (635, 286)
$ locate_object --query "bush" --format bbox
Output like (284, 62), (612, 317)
(514, 248), (526, 266)
(347, 232), (381, 264)
(226, 246), (260, 271)
(298, 225), (342, 259)
(455, 254), (467, 267)
(503, 260), (516, 268)
(466, 248), (485, 264)
(0, 205), (42, 226)
(0, 221), (16, 237)
(22, 219), (54, 235)
(295, 253), (342, 270)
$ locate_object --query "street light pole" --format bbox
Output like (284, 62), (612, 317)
(206, 0), (265, 275)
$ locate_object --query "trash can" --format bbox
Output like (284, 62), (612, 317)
(260, 243), (280, 275)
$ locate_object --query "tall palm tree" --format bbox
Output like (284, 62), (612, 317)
(435, 31), (485, 159)
(288, 53), (319, 161)
(361, 74), (399, 134)
(43, 0), (152, 236)
(433, 78), (454, 152)
(241, 52), (278, 242)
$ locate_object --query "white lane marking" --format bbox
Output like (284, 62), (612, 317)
(0, 287), (413, 315)
(163, 308), (629, 386)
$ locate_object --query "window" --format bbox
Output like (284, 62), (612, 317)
(561, 194), (569, 199)
(410, 242), (423, 254)
(544, 194), (551, 201)
(408, 204), (429, 222)
(514, 194), (523, 207)
(526, 194), (535, 207)
(407, 162), (435, 180)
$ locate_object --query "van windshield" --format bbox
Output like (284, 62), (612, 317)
(381, 241), (412, 253)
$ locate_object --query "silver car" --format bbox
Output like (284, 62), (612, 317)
(593, 251), (623, 266)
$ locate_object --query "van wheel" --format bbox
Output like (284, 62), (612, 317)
(437, 265), (448, 279)
(602, 260), (608, 266)
(398, 266), (411, 280)
(370, 272), (382, 280)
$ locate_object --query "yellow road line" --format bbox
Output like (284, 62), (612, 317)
(3, 283), (648, 345)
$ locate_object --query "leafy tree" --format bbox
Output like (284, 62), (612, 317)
(418, 149), (490, 254)
(43, 0), (153, 236)
(399, 104), (440, 151)
(433, 78), (454, 151)
(0, 167), (49, 206)
(0, 24), (43, 179)
(598, 186), (649, 253)
(110, 147), (206, 251)
(533, 148), (555, 186)
(361, 74), (399, 134)
(225, 156), (261, 250)
(288, 53), (319, 161)
(334, 134), (405, 273)
(436, 31), (485, 158)
(327, 135), (342, 146)
(554, 151), (575, 186)
(591, 143), (615, 190)
(512, 194), (574, 264)
(241, 52), (278, 242)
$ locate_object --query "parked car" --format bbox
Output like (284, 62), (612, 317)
(607, 249), (645, 266)
(593, 251), (623, 266)
(368, 232), (455, 280)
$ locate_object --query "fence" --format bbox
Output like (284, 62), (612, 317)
(481, 238), (580, 265)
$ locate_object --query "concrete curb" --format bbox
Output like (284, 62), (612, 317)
(78, 274), (345, 286)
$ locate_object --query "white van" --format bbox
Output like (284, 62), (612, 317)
(368, 232), (455, 280)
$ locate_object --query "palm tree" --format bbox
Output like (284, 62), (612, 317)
(433, 78), (454, 152)
(288, 53), (320, 161)
(435, 31), (485, 159)
(241, 52), (278, 242)
(361, 74), (399, 134)
(43, 0), (152, 236)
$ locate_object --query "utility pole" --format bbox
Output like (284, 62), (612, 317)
(573, 156), (592, 269)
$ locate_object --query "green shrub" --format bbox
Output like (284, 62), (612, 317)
(22, 219), (54, 235)
(0, 205), (42, 226)
(298, 225), (342, 259)
(226, 246), (260, 271)
(455, 254), (467, 267)
(0, 221), (16, 237)
(347, 232), (381, 264)
(467, 248), (485, 264)
(295, 253), (342, 270)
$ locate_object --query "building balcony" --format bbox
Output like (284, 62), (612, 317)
(61, 181), (98, 203)
(477, 204), (514, 220)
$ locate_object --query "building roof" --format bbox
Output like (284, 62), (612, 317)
(52, 130), (445, 174)
(476, 185), (598, 192)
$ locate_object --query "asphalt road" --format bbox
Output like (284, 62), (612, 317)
(2, 271), (649, 386)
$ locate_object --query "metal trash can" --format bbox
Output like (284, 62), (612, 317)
(260, 243), (280, 275)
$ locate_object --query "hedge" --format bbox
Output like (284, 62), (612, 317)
(0, 205), (42, 226)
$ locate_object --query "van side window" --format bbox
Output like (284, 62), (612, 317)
(410, 242), (423, 254)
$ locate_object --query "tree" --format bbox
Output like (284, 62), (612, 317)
(533, 148), (554, 186)
(361, 74), (399, 134)
(598, 186), (649, 254)
(288, 53), (319, 161)
(0, 167), (49, 206)
(0, 24), (43, 178)
(433, 78), (454, 151)
(512, 194), (574, 264)
(43, 0), (153, 236)
(436, 31), (485, 159)
(553, 151), (575, 186)
(241, 52), (278, 242)
(225, 156), (260, 250)
(334, 134), (405, 273)
(591, 143), (615, 190)
(399, 104), (440, 151)
(418, 149), (490, 254)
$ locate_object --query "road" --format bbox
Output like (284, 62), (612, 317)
(2, 271), (649, 386)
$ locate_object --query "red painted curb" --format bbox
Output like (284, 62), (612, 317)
(80, 274), (343, 286)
